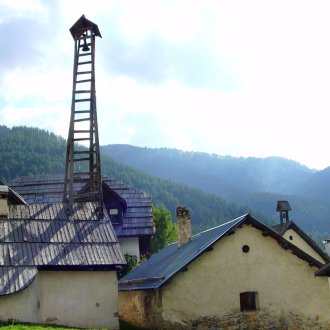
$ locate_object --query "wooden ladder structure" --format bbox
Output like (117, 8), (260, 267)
(63, 15), (103, 217)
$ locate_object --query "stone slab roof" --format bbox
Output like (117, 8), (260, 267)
(0, 202), (126, 296)
(9, 175), (154, 238)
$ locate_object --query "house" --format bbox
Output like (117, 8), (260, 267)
(9, 174), (154, 260)
(0, 185), (125, 329)
(118, 206), (330, 329)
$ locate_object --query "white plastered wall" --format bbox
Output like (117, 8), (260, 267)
(119, 237), (140, 260)
(282, 229), (325, 264)
(0, 276), (39, 323)
(0, 271), (119, 329)
(161, 225), (330, 324)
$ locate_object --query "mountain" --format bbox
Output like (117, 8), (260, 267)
(1, 126), (329, 241)
(101, 144), (330, 236)
(0, 126), (271, 232)
(101, 144), (314, 196)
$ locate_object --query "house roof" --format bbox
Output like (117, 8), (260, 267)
(8, 175), (154, 238)
(0, 179), (27, 205)
(119, 214), (324, 291)
(0, 202), (126, 296)
(271, 221), (329, 262)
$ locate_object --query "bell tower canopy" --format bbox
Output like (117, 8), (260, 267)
(276, 200), (291, 224)
(69, 14), (102, 39)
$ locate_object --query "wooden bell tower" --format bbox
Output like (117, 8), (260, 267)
(63, 15), (103, 217)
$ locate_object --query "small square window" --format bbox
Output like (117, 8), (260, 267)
(108, 208), (121, 224)
(240, 292), (259, 312)
(109, 209), (118, 215)
(34, 195), (44, 203)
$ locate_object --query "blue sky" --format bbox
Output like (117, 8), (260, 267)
(1, 0), (330, 170)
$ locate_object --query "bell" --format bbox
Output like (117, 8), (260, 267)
(82, 38), (90, 52)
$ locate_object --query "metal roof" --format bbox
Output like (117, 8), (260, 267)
(9, 175), (154, 238)
(0, 202), (126, 296)
(119, 214), (324, 291)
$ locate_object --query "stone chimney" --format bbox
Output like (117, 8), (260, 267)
(0, 185), (9, 219)
(176, 206), (191, 247)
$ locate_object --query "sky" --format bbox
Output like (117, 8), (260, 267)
(1, 0), (330, 170)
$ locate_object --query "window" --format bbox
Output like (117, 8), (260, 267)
(34, 195), (44, 203)
(242, 245), (250, 253)
(240, 292), (259, 312)
(108, 208), (120, 223)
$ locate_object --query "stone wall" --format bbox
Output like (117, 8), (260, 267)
(118, 290), (162, 329)
(191, 312), (330, 330)
(119, 309), (330, 329)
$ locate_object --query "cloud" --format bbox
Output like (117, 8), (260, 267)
(2, 0), (330, 170)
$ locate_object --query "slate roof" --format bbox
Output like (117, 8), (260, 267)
(271, 221), (329, 262)
(9, 175), (154, 238)
(0, 179), (27, 205)
(0, 202), (126, 296)
(119, 214), (324, 291)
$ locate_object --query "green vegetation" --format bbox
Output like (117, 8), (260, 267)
(0, 320), (141, 330)
(0, 126), (66, 180)
(0, 126), (271, 232)
(102, 144), (330, 239)
(151, 206), (178, 253)
(0, 321), (78, 329)
(118, 253), (145, 279)
(0, 126), (327, 244)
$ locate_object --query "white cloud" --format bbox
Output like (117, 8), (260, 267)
(2, 0), (330, 169)
(0, 0), (49, 23)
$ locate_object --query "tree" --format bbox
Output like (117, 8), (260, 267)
(151, 206), (178, 253)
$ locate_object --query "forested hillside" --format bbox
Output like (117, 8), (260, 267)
(0, 126), (271, 232)
(102, 144), (315, 196)
(102, 144), (330, 236)
(1, 126), (329, 242)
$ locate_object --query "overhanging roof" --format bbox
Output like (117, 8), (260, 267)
(0, 202), (126, 296)
(315, 262), (330, 276)
(8, 175), (154, 238)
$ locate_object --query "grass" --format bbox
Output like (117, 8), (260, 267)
(0, 320), (142, 330)
(0, 321), (81, 330)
